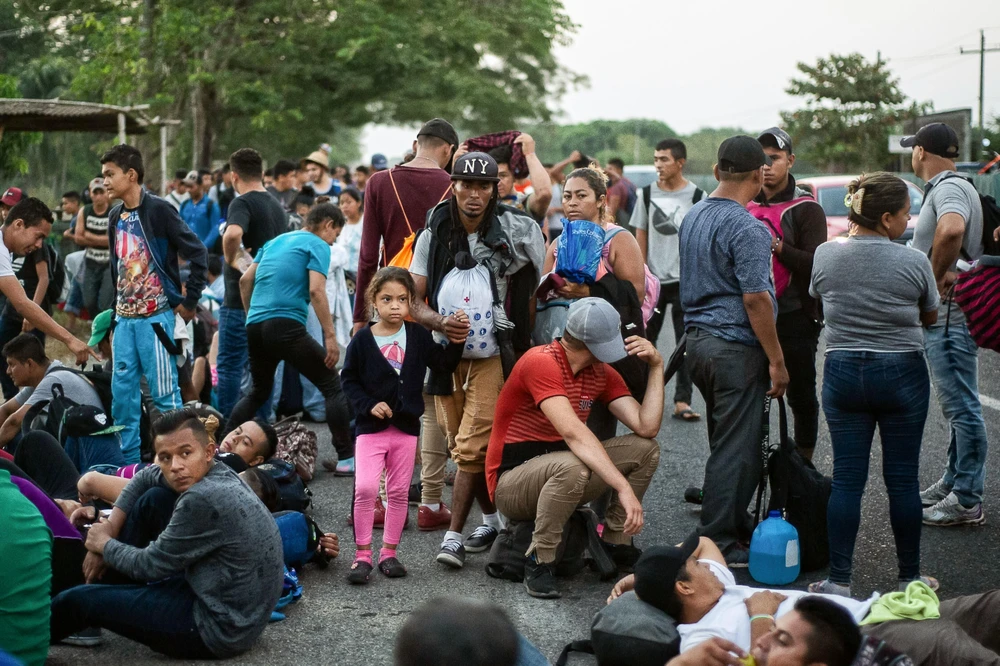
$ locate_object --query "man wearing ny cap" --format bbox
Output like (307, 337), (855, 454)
(485, 298), (663, 599)
(902, 123), (990, 527)
(748, 128), (827, 462)
(409, 151), (545, 566)
(76, 177), (115, 318)
(678, 135), (789, 567)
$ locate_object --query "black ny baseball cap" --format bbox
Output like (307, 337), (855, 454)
(718, 135), (773, 173)
(758, 127), (794, 154)
(451, 152), (500, 182)
(417, 118), (459, 148)
(900, 123), (960, 159)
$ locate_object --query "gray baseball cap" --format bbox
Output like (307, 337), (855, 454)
(565, 298), (626, 364)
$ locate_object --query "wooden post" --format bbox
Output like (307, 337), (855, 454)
(118, 113), (126, 144)
(160, 124), (169, 195)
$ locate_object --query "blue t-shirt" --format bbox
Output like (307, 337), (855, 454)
(679, 198), (774, 345)
(246, 230), (330, 326)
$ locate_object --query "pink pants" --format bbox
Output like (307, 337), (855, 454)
(353, 426), (417, 548)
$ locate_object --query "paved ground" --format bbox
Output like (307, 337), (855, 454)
(48, 335), (1000, 665)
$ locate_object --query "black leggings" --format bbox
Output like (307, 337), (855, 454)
(14, 430), (82, 500)
(230, 318), (354, 459)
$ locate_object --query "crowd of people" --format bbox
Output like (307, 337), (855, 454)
(0, 115), (997, 666)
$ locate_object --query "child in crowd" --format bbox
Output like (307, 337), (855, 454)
(341, 267), (463, 584)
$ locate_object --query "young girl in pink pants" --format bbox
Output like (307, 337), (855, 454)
(341, 267), (463, 583)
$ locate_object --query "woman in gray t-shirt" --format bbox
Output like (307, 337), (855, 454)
(807, 173), (939, 598)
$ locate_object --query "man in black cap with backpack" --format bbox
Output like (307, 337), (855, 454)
(408, 151), (545, 571)
(678, 136), (788, 568)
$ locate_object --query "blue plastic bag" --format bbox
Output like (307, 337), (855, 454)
(555, 219), (605, 285)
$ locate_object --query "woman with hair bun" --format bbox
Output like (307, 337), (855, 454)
(807, 172), (940, 597)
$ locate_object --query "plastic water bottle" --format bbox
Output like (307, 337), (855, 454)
(749, 510), (800, 585)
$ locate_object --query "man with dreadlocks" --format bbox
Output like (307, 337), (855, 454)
(409, 151), (546, 570)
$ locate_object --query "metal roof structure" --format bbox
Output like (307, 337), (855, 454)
(0, 98), (149, 135)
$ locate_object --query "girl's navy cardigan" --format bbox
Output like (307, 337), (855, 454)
(341, 321), (463, 436)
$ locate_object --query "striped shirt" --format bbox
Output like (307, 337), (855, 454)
(486, 341), (631, 496)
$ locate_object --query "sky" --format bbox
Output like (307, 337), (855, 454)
(359, 0), (1000, 162)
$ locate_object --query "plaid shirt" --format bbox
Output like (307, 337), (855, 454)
(465, 130), (528, 178)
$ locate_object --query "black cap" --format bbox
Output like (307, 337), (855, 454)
(717, 135), (773, 173)
(451, 151), (500, 182)
(417, 118), (459, 148)
(61, 405), (124, 438)
(758, 127), (793, 154)
(900, 123), (960, 159)
(633, 532), (700, 617)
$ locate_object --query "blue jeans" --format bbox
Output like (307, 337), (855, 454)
(111, 311), (182, 463)
(824, 351), (929, 585)
(217, 307), (271, 423)
(50, 577), (213, 659)
(64, 434), (125, 473)
(924, 318), (989, 506)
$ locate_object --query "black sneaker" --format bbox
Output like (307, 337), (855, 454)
(684, 487), (703, 505)
(464, 525), (498, 553)
(724, 544), (750, 569)
(378, 557), (408, 578)
(524, 557), (562, 599)
(408, 481), (422, 506)
(436, 539), (465, 569)
(347, 560), (374, 585)
(61, 627), (102, 647)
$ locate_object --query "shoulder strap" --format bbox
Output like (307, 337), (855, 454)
(603, 225), (626, 245)
(642, 184), (651, 212)
(692, 186), (705, 204)
(386, 169), (414, 235)
(437, 184), (451, 204)
(555, 640), (594, 666)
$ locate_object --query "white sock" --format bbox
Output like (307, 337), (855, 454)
(421, 502), (441, 512)
(443, 531), (464, 545)
(482, 512), (504, 531)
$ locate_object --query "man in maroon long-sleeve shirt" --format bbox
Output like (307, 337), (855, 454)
(352, 119), (458, 331)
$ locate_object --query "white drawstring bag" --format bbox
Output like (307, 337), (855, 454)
(433, 262), (498, 359)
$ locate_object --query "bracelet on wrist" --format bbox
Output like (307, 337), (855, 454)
(749, 614), (775, 624)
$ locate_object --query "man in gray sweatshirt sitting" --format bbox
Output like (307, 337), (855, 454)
(50, 407), (284, 659)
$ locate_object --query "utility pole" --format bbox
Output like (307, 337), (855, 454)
(961, 30), (1000, 160)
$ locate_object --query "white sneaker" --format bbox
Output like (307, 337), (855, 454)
(919, 478), (952, 507)
(922, 492), (985, 527)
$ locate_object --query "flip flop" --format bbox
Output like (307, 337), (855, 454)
(672, 408), (701, 422)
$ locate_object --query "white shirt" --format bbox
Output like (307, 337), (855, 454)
(678, 559), (878, 653)
(0, 241), (14, 279)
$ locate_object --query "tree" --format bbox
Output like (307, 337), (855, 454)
(16, 0), (579, 172)
(0, 75), (41, 180)
(780, 53), (928, 172)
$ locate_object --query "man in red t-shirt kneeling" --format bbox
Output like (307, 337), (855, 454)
(485, 298), (664, 599)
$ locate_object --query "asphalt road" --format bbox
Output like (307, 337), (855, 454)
(48, 336), (1000, 666)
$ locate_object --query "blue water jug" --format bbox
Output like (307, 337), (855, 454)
(749, 510), (800, 585)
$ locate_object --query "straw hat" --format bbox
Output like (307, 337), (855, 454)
(302, 148), (329, 170)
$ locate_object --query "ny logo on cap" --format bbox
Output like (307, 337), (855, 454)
(463, 159), (490, 175)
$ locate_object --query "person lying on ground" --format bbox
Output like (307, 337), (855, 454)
(609, 535), (1000, 666)
(49, 407), (284, 659)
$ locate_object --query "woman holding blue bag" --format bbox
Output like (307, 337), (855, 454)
(539, 165), (653, 438)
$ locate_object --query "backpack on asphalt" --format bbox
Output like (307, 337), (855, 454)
(764, 398), (831, 572)
(273, 510), (329, 569)
(258, 458), (313, 512)
(273, 415), (318, 482)
(555, 591), (681, 666)
(486, 507), (616, 583)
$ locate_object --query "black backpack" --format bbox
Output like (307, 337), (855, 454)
(44, 244), (66, 305)
(257, 458), (312, 512)
(555, 591), (681, 666)
(486, 507), (616, 583)
(760, 398), (832, 572)
(927, 174), (1000, 256)
(22, 367), (114, 443)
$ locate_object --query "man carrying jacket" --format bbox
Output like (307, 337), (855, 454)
(101, 144), (208, 463)
(749, 128), (827, 461)
(409, 152), (545, 570)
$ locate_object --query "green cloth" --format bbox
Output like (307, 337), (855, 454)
(859, 580), (940, 626)
(0, 469), (53, 666)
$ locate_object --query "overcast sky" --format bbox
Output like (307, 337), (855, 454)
(360, 0), (1000, 161)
